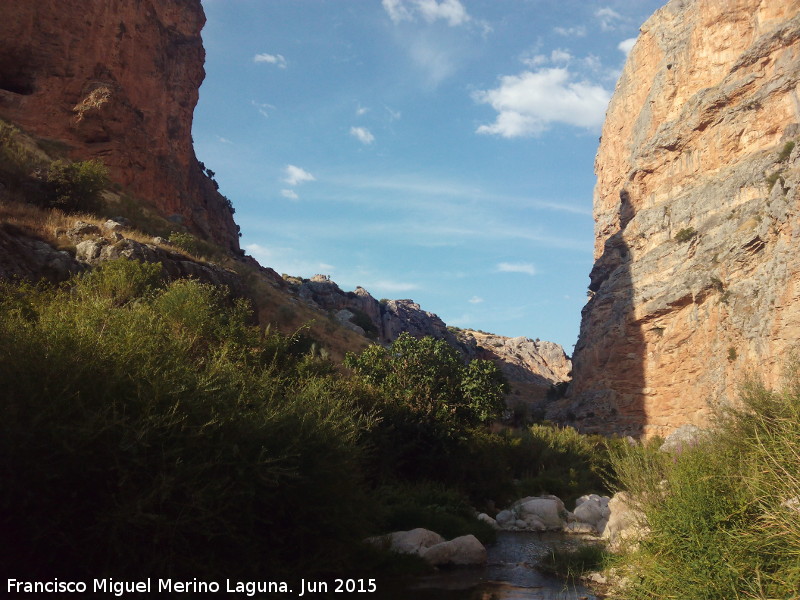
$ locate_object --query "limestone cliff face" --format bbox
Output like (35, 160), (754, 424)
(565, 0), (800, 437)
(0, 0), (240, 251)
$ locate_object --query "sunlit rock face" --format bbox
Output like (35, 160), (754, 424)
(564, 0), (800, 438)
(0, 0), (240, 251)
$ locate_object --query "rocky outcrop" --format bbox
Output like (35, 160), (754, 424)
(296, 275), (458, 344)
(0, 0), (240, 251)
(0, 217), (241, 292)
(292, 274), (571, 410)
(567, 0), (800, 437)
(459, 330), (572, 410)
(0, 224), (82, 283)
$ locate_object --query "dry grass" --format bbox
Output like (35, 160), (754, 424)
(0, 198), (207, 263)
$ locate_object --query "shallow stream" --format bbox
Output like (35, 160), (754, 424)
(376, 531), (599, 599)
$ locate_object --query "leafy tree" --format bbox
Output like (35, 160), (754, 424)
(345, 332), (507, 429)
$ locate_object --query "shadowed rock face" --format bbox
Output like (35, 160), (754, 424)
(566, 0), (800, 438)
(0, 0), (240, 252)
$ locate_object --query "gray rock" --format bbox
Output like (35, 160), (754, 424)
(67, 221), (101, 239)
(659, 424), (706, 453)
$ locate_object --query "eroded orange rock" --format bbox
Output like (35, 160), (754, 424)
(0, 0), (240, 251)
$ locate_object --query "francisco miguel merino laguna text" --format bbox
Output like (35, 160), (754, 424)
(8, 577), (378, 596)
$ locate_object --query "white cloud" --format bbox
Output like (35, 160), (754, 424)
(283, 164), (315, 186)
(216, 136), (233, 144)
(521, 54), (548, 68)
(350, 126), (375, 145)
(468, 296), (484, 304)
(356, 105), (369, 116)
(383, 0), (470, 26)
(474, 67), (611, 138)
(618, 37), (637, 56)
(254, 53), (287, 68)
(550, 49), (572, 64)
(382, 0), (413, 23)
(595, 7), (624, 31)
(497, 262), (537, 276)
(415, 0), (469, 26)
(554, 25), (587, 38)
(280, 189), (299, 200)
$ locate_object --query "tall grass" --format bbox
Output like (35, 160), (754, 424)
(609, 366), (800, 599)
(0, 260), (373, 580)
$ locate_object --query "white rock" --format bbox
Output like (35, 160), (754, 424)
(367, 528), (445, 555)
(477, 513), (500, 529)
(601, 492), (647, 551)
(522, 514), (547, 531)
(781, 496), (800, 512)
(515, 497), (564, 529)
(420, 534), (487, 566)
(495, 510), (514, 526)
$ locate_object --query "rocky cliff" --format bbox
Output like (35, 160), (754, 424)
(0, 0), (240, 251)
(565, 0), (800, 437)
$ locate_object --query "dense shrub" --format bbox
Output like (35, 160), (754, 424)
(0, 260), (372, 580)
(609, 369), (800, 599)
(345, 333), (508, 488)
(44, 159), (108, 213)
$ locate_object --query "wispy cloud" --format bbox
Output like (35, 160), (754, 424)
(618, 37), (637, 56)
(252, 100), (275, 118)
(280, 189), (299, 200)
(473, 67), (611, 137)
(350, 126), (375, 145)
(328, 172), (592, 216)
(554, 25), (587, 37)
(595, 7), (625, 31)
(363, 279), (420, 293)
(550, 49), (573, 64)
(386, 106), (402, 121)
(383, 0), (470, 26)
(356, 105), (369, 116)
(216, 136), (233, 144)
(497, 262), (537, 276)
(254, 53), (287, 68)
(283, 164), (315, 186)
(244, 243), (335, 277)
(469, 296), (484, 304)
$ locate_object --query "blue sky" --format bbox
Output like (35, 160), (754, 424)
(193, 0), (664, 352)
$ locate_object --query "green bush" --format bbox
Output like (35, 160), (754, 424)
(0, 260), (372, 580)
(345, 332), (508, 430)
(674, 227), (697, 243)
(168, 231), (222, 260)
(609, 368), (800, 599)
(45, 159), (108, 213)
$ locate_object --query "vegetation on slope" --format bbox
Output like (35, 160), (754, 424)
(0, 259), (620, 581)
